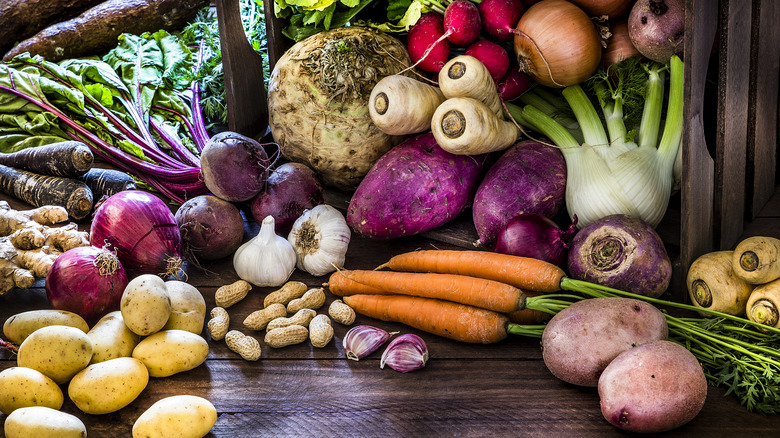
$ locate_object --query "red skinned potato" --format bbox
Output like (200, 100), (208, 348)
(599, 340), (707, 433)
(541, 297), (668, 387)
(347, 132), (486, 239)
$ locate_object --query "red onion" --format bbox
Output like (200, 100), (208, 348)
(90, 190), (183, 277)
(493, 214), (578, 268)
(46, 246), (129, 324)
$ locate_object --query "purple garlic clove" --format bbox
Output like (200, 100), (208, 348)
(343, 325), (396, 361)
(380, 333), (429, 373)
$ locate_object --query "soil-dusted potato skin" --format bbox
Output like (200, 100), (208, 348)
(599, 340), (708, 433)
(3, 0), (209, 62)
(347, 132), (487, 239)
(267, 27), (412, 191)
(0, 0), (103, 54)
(541, 297), (668, 387)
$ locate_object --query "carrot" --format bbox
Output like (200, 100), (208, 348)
(0, 164), (93, 220)
(328, 269), (527, 313)
(368, 75), (445, 136)
(431, 97), (519, 155)
(326, 271), (386, 296)
(342, 294), (511, 343)
(0, 142), (93, 178)
(506, 292), (551, 325)
(377, 249), (566, 293)
(79, 168), (137, 201)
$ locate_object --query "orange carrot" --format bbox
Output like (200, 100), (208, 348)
(342, 294), (510, 343)
(328, 269), (526, 313)
(506, 292), (551, 325)
(326, 271), (386, 295)
(377, 250), (566, 293)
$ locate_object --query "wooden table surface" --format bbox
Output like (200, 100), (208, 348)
(2, 191), (780, 437)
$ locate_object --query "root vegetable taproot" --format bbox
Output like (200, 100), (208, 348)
(78, 168), (136, 200)
(746, 279), (780, 329)
(407, 14), (451, 73)
(464, 40), (510, 84)
(431, 97), (519, 155)
(369, 75), (445, 136)
(0, 164), (93, 220)
(686, 251), (754, 316)
(328, 269), (526, 313)
(438, 56), (502, 115)
(732, 236), (780, 285)
(0, 142), (93, 178)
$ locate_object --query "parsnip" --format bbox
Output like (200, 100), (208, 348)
(732, 236), (780, 285)
(431, 97), (519, 155)
(438, 55), (502, 116)
(369, 75), (445, 135)
(686, 250), (754, 316)
(746, 278), (780, 329)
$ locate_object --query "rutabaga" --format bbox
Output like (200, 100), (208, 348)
(512, 55), (684, 228)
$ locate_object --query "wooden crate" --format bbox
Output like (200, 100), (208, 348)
(215, 0), (780, 299)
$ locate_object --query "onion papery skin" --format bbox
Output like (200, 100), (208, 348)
(569, 0), (633, 19)
(46, 246), (129, 324)
(493, 214), (577, 268)
(602, 19), (641, 70)
(90, 190), (183, 277)
(513, 0), (602, 88)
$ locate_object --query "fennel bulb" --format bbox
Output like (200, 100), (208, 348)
(512, 55), (684, 228)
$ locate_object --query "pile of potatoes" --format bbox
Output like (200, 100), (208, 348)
(1, 274), (217, 438)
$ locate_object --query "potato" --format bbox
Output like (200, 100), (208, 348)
(121, 274), (172, 336)
(3, 309), (88, 345)
(541, 297), (668, 386)
(4, 406), (87, 438)
(162, 280), (206, 334)
(17, 325), (93, 385)
(0, 367), (64, 415)
(132, 330), (209, 377)
(132, 395), (217, 438)
(87, 311), (141, 363)
(68, 357), (149, 415)
(599, 340), (708, 433)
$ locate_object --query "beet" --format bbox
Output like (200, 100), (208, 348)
(175, 195), (245, 261)
(627, 0), (685, 63)
(248, 162), (324, 235)
(200, 131), (272, 202)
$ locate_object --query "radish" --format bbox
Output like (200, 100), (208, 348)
(478, 0), (525, 42)
(464, 39), (510, 83)
(407, 13), (451, 73)
(497, 66), (533, 101)
(442, 0), (482, 46)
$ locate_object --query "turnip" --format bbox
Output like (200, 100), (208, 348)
(627, 0), (685, 63)
(567, 214), (672, 298)
(175, 195), (245, 261)
(464, 40), (510, 83)
(598, 340), (707, 433)
(200, 131), (271, 202)
(442, 0), (482, 46)
(407, 14), (451, 73)
(478, 0), (525, 42)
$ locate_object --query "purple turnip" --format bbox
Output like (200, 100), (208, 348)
(175, 195), (245, 261)
(200, 131), (272, 202)
(627, 0), (685, 64)
(248, 162), (324, 235)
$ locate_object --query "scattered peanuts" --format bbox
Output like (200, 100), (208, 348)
(264, 325), (309, 348)
(243, 303), (287, 331)
(266, 308), (317, 331)
(264, 281), (308, 307)
(215, 280), (252, 308)
(309, 314), (334, 348)
(225, 330), (262, 361)
(207, 307), (230, 341)
(287, 287), (326, 313)
(328, 299), (356, 325)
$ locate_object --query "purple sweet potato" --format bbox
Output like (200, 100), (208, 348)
(472, 140), (566, 247)
(347, 132), (486, 239)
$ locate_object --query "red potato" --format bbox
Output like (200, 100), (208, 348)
(407, 14), (451, 73)
(541, 297), (668, 387)
(599, 340), (708, 433)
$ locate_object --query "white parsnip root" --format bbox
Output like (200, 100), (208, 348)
(369, 75), (446, 136)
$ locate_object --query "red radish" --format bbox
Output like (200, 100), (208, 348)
(497, 66), (533, 101)
(464, 40), (510, 83)
(478, 0), (525, 42)
(443, 0), (482, 46)
(407, 13), (451, 73)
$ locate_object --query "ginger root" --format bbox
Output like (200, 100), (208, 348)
(0, 201), (89, 294)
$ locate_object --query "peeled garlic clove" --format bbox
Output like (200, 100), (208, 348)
(380, 334), (429, 373)
(343, 325), (395, 361)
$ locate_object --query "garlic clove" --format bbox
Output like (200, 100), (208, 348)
(343, 325), (396, 361)
(380, 334), (429, 373)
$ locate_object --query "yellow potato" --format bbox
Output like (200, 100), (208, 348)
(121, 274), (172, 336)
(162, 280), (207, 334)
(3, 309), (88, 345)
(132, 330), (209, 377)
(87, 311), (141, 363)
(4, 406), (87, 438)
(17, 325), (93, 385)
(132, 395), (217, 438)
(68, 357), (149, 415)
(0, 367), (64, 415)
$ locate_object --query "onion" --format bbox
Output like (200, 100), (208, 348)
(602, 19), (641, 70)
(45, 246), (129, 324)
(513, 0), (602, 87)
(175, 195), (245, 261)
(568, 0), (633, 18)
(493, 214), (578, 268)
(90, 190), (183, 277)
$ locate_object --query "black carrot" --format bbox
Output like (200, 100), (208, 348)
(0, 141), (94, 177)
(0, 164), (93, 219)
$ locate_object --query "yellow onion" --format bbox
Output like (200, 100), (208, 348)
(513, 0), (602, 87)
(569, 0), (633, 18)
(602, 19), (642, 70)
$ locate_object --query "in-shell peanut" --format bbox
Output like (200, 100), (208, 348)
(263, 281), (308, 307)
(328, 299), (356, 325)
(243, 303), (287, 331)
(207, 307), (229, 341)
(287, 287), (326, 313)
(264, 325), (309, 348)
(309, 314), (334, 348)
(215, 280), (252, 308)
(266, 308), (317, 331)
(225, 330), (262, 361)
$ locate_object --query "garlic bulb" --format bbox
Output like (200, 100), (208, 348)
(233, 215), (296, 287)
(288, 204), (351, 276)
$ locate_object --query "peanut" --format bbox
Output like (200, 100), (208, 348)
(215, 280), (252, 308)
(287, 287), (326, 313)
(266, 308), (317, 331)
(264, 325), (309, 348)
(328, 299), (356, 325)
(207, 307), (229, 341)
(263, 281), (308, 307)
(225, 330), (262, 361)
(309, 314), (334, 348)
(243, 303), (287, 331)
